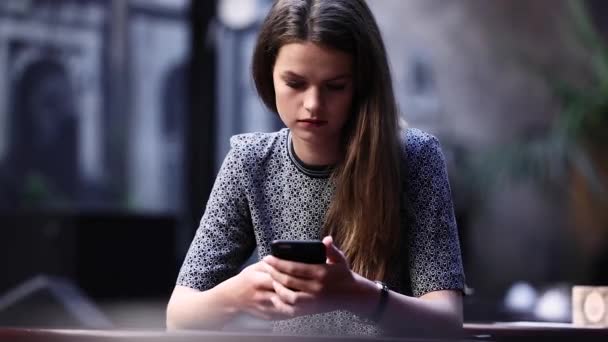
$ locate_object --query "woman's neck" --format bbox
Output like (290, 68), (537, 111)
(291, 134), (340, 167)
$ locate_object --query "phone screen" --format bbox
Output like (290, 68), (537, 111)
(270, 240), (326, 264)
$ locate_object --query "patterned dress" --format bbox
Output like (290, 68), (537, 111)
(176, 128), (465, 336)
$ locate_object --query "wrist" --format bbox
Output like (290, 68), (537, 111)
(346, 273), (380, 317)
(215, 274), (243, 316)
(370, 280), (389, 323)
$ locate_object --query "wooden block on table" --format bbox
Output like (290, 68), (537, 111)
(572, 286), (608, 327)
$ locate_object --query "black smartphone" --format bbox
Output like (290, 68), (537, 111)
(270, 240), (326, 264)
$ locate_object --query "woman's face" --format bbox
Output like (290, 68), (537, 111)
(272, 42), (354, 148)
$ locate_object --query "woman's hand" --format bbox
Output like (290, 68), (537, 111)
(263, 236), (360, 318)
(227, 261), (284, 320)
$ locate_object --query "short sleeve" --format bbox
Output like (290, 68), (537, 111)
(176, 146), (256, 291)
(404, 132), (465, 297)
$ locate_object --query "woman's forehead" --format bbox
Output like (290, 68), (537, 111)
(274, 42), (353, 79)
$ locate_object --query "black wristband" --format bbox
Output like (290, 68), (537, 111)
(370, 281), (389, 323)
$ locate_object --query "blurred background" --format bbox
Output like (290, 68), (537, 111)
(0, 0), (606, 331)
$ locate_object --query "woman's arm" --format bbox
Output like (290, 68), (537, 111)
(166, 138), (284, 330)
(166, 284), (238, 330)
(347, 275), (463, 337)
(166, 262), (281, 330)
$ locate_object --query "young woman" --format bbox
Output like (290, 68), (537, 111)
(167, 0), (465, 337)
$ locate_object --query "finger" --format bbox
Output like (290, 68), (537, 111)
(253, 289), (277, 306)
(266, 260), (329, 292)
(248, 291), (288, 320)
(247, 261), (269, 273)
(272, 280), (296, 304)
(273, 280), (315, 306)
(254, 271), (276, 291)
(271, 283), (319, 317)
(322, 236), (347, 264)
(253, 301), (285, 320)
(267, 263), (330, 293)
(263, 255), (319, 279)
(266, 265), (313, 292)
(270, 294), (296, 318)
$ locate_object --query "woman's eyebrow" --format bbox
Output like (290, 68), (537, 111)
(326, 74), (352, 82)
(280, 71), (352, 82)
(280, 71), (305, 79)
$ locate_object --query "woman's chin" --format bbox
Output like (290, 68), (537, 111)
(290, 127), (337, 145)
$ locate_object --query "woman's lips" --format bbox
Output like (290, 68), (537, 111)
(297, 119), (327, 127)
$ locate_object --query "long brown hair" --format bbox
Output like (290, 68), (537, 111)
(252, 0), (403, 281)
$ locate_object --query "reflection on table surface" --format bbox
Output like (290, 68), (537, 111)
(0, 327), (471, 342)
(1, 324), (607, 342)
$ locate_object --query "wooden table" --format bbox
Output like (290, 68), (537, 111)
(464, 322), (608, 341)
(0, 328), (473, 342)
(1, 324), (607, 341)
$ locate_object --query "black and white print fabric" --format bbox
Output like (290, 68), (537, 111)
(176, 128), (465, 336)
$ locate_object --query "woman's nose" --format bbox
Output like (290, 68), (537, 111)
(303, 87), (322, 114)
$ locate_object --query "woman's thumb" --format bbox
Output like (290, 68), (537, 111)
(322, 236), (346, 264)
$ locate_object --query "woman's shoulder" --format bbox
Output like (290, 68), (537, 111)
(400, 127), (442, 159)
(227, 128), (288, 164)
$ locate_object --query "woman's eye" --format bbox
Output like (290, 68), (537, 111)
(286, 81), (305, 89)
(326, 83), (346, 91)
